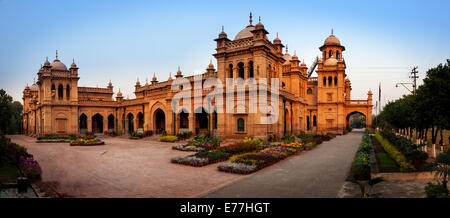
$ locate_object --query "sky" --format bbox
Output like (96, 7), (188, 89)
(0, 0), (449, 112)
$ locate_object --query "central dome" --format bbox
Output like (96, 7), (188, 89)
(324, 34), (341, 46)
(234, 25), (255, 40)
(51, 59), (68, 71)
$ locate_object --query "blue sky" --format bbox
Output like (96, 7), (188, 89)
(1, 0), (449, 111)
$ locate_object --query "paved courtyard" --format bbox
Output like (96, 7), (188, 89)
(8, 135), (247, 198)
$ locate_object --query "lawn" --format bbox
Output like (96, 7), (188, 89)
(376, 152), (399, 169)
(0, 165), (19, 183)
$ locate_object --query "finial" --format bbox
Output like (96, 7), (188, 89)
(46, 56), (48, 61)
(259, 16), (261, 22)
(210, 59), (212, 64)
(249, 12), (253, 25)
(72, 58), (75, 64)
(276, 32), (278, 38)
(169, 72), (172, 77)
(331, 28), (333, 35)
(56, 50), (58, 60)
(294, 50), (296, 55)
(137, 77), (139, 82)
(222, 25), (224, 32)
(286, 44), (288, 54)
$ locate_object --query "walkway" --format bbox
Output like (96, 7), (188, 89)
(203, 130), (364, 198)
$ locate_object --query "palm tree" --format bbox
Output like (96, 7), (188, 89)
(350, 177), (384, 198)
(428, 152), (450, 189)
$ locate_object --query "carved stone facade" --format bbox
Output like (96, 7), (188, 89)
(23, 15), (372, 138)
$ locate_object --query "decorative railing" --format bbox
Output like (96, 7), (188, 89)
(79, 87), (113, 93)
(346, 100), (369, 105)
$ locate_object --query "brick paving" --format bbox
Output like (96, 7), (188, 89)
(8, 135), (246, 198)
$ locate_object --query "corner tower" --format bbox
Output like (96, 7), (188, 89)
(316, 30), (347, 132)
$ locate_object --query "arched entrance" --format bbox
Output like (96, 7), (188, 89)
(195, 107), (208, 134)
(154, 109), (165, 133)
(92, 114), (103, 134)
(108, 114), (114, 132)
(179, 111), (189, 129)
(346, 111), (367, 129)
(138, 112), (144, 129)
(127, 113), (134, 133)
(79, 114), (87, 134)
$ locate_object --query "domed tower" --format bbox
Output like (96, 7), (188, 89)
(316, 30), (347, 132)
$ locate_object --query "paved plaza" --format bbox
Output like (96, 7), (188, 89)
(9, 131), (370, 198)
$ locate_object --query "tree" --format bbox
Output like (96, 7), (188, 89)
(0, 89), (13, 134)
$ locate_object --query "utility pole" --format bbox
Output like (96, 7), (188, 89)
(410, 66), (419, 94)
(395, 66), (419, 94)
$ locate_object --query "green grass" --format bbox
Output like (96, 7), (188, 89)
(376, 152), (399, 169)
(0, 165), (19, 183)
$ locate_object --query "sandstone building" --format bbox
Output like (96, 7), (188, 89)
(23, 14), (372, 138)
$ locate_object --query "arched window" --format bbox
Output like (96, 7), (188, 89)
(238, 62), (244, 79)
(58, 84), (63, 99)
(307, 88), (312, 94)
(66, 85), (70, 99)
(237, 118), (245, 132)
(229, 64), (233, 78)
(323, 51), (326, 59)
(334, 76), (338, 86)
(249, 61), (254, 78)
(323, 77), (327, 86)
(51, 84), (56, 99)
(313, 115), (317, 127)
(306, 116), (310, 130)
(328, 76), (332, 86)
(329, 50), (333, 58)
(336, 51), (340, 60)
(282, 82), (286, 88)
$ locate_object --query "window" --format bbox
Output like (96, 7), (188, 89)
(249, 61), (254, 78)
(229, 64), (233, 78)
(237, 118), (245, 132)
(306, 116), (310, 130)
(323, 77), (326, 86)
(329, 50), (333, 58)
(313, 115), (317, 127)
(307, 88), (312, 94)
(282, 82), (285, 88)
(327, 93), (333, 101)
(58, 84), (63, 99)
(51, 84), (56, 99)
(336, 51), (340, 59)
(66, 85), (70, 99)
(238, 62), (244, 79)
(334, 76), (338, 86)
(328, 76), (332, 86)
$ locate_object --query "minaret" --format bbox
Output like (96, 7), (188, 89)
(151, 73), (158, 85)
(175, 67), (183, 78)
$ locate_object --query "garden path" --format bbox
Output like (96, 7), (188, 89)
(203, 130), (364, 198)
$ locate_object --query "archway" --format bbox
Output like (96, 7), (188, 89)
(179, 111), (189, 129)
(346, 111), (367, 129)
(92, 114), (103, 134)
(127, 113), (134, 133)
(138, 112), (144, 129)
(154, 109), (165, 133)
(195, 107), (208, 134)
(108, 114), (114, 132)
(79, 114), (87, 134)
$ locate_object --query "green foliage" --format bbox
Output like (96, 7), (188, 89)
(281, 135), (296, 143)
(424, 182), (449, 198)
(0, 134), (30, 167)
(130, 132), (144, 139)
(0, 89), (23, 134)
(376, 152), (399, 169)
(375, 132), (415, 172)
(216, 142), (261, 155)
(195, 150), (230, 160)
(242, 137), (263, 147)
(350, 177), (384, 198)
(426, 152), (450, 189)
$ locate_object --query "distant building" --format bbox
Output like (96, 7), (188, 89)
(23, 14), (372, 138)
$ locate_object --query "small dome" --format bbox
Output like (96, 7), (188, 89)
(44, 57), (51, 66)
(234, 25), (255, 40)
(283, 53), (292, 65)
(207, 61), (214, 70)
(51, 59), (68, 71)
(117, 89), (123, 97)
(30, 84), (38, 91)
(324, 57), (338, 66)
(324, 34), (341, 46)
(71, 59), (77, 68)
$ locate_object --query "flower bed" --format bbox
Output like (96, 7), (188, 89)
(70, 138), (105, 146)
(19, 155), (42, 180)
(217, 142), (303, 174)
(36, 135), (78, 143)
(160, 135), (179, 142)
(172, 134), (221, 151)
(171, 150), (230, 167)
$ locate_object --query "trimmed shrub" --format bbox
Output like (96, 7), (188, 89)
(424, 182), (449, 198)
(160, 135), (179, 142)
(375, 132), (415, 172)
